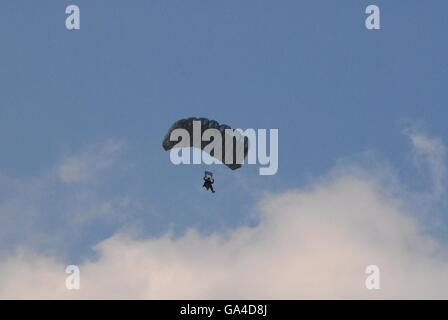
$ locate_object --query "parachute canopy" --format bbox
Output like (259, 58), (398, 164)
(162, 117), (249, 170)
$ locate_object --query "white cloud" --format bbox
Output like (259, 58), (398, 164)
(0, 140), (135, 252)
(405, 128), (447, 199)
(0, 130), (447, 299)
(57, 140), (125, 184)
(0, 174), (447, 299)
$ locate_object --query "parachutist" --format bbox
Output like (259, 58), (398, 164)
(203, 176), (215, 193)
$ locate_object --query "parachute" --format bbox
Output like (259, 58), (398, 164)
(162, 117), (249, 170)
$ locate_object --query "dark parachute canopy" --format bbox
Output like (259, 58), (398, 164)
(162, 117), (249, 170)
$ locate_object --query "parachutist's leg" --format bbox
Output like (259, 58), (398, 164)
(210, 186), (215, 193)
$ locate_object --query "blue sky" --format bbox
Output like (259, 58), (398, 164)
(0, 1), (447, 298)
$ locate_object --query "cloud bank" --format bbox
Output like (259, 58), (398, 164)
(0, 140), (137, 256)
(0, 130), (447, 299)
(1, 175), (447, 299)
